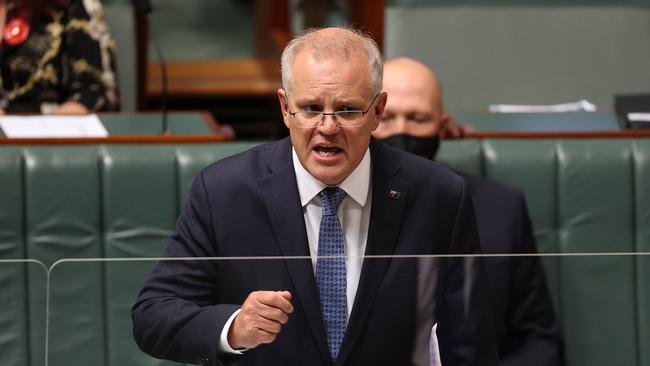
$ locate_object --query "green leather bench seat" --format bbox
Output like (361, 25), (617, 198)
(1, 139), (649, 366)
(0, 143), (259, 366)
(438, 139), (650, 366)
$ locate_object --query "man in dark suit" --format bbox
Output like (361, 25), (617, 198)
(374, 57), (562, 366)
(132, 28), (497, 366)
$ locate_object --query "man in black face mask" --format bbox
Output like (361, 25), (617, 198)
(374, 58), (447, 159)
(375, 57), (563, 366)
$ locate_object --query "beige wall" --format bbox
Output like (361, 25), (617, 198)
(385, 6), (650, 110)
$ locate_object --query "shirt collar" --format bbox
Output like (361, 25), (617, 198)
(292, 147), (371, 208)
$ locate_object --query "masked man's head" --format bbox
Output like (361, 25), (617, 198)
(373, 57), (450, 160)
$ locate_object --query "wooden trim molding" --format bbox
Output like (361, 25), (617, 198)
(135, 10), (149, 111)
(0, 134), (234, 145)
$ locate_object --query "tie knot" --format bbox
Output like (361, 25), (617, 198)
(320, 187), (346, 216)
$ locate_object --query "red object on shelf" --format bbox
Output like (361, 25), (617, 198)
(4, 18), (30, 46)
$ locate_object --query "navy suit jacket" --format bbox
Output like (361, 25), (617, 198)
(461, 173), (562, 366)
(132, 138), (498, 366)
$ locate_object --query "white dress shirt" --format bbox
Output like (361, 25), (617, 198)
(219, 147), (373, 353)
(292, 147), (372, 320)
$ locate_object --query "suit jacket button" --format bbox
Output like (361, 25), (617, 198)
(196, 356), (211, 366)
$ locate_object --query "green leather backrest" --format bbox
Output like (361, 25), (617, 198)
(0, 147), (30, 366)
(438, 139), (650, 366)
(0, 142), (259, 366)
(1, 139), (649, 365)
(25, 146), (105, 366)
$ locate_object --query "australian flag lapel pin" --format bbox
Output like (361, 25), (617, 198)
(388, 189), (401, 200)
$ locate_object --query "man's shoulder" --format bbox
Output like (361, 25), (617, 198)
(456, 171), (525, 205)
(454, 172), (534, 253)
(374, 139), (464, 186)
(201, 138), (289, 177)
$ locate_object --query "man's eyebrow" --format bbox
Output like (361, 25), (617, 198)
(294, 98), (363, 106)
(293, 97), (321, 105)
(342, 95), (370, 103)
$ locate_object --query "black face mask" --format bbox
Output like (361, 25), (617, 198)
(380, 134), (440, 160)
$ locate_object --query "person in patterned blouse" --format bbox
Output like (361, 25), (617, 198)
(0, 0), (119, 114)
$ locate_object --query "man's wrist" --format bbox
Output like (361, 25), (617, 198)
(218, 309), (246, 354)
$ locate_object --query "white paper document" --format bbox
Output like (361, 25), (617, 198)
(628, 113), (650, 123)
(489, 99), (597, 113)
(0, 114), (108, 138)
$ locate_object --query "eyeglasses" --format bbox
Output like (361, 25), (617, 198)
(287, 93), (380, 128)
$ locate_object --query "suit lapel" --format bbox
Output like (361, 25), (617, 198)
(337, 139), (409, 365)
(258, 138), (331, 363)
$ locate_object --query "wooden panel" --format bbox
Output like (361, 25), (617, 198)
(0, 135), (233, 145)
(135, 10), (149, 110)
(147, 59), (282, 98)
(349, 0), (385, 51)
(255, 0), (290, 58)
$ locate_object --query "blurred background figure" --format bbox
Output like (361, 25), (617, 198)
(374, 56), (473, 151)
(0, 0), (119, 115)
(375, 57), (563, 366)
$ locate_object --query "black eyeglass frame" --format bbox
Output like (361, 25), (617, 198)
(286, 93), (380, 128)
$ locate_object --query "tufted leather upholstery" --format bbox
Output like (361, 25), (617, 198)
(1, 139), (649, 366)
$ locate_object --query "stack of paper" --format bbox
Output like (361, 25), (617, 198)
(0, 115), (108, 138)
(489, 100), (597, 113)
(627, 113), (650, 123)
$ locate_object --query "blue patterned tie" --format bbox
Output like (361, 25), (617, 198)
(316, 187), (347, 361)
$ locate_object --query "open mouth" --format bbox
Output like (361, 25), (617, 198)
(314, 146), (342, 158)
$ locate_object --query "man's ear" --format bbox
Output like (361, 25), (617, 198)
(277, 89), (290, 128)
(438, 111), (475, 139)
(370, 92), (388, 131)
(440, 111), (451, 127)
(376, 92), (388, 117)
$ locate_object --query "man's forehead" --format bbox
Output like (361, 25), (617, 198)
(385, 61), (439, 87)
(293, 47), (366, 70)
(386, 78), (432, 96)
(289, 52), (372, 99)
(384, 83), (441, 116)
(386, 81), (438, 107)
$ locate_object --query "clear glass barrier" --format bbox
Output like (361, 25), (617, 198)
(0, 259), (48, 366)
(43, 252), (650, 366)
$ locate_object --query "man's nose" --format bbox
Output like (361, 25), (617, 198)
(318, 114), (340, 134)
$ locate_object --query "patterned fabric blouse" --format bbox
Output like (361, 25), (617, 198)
(0, 0), (119, 113)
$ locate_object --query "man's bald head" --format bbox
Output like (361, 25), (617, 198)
(374, 57), (449, 140)
(384, 57), (444, 112)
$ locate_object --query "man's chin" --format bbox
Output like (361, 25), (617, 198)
(308, 166), (347, 186)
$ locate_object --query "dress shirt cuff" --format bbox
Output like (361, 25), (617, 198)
(218, 309), (247, 354)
